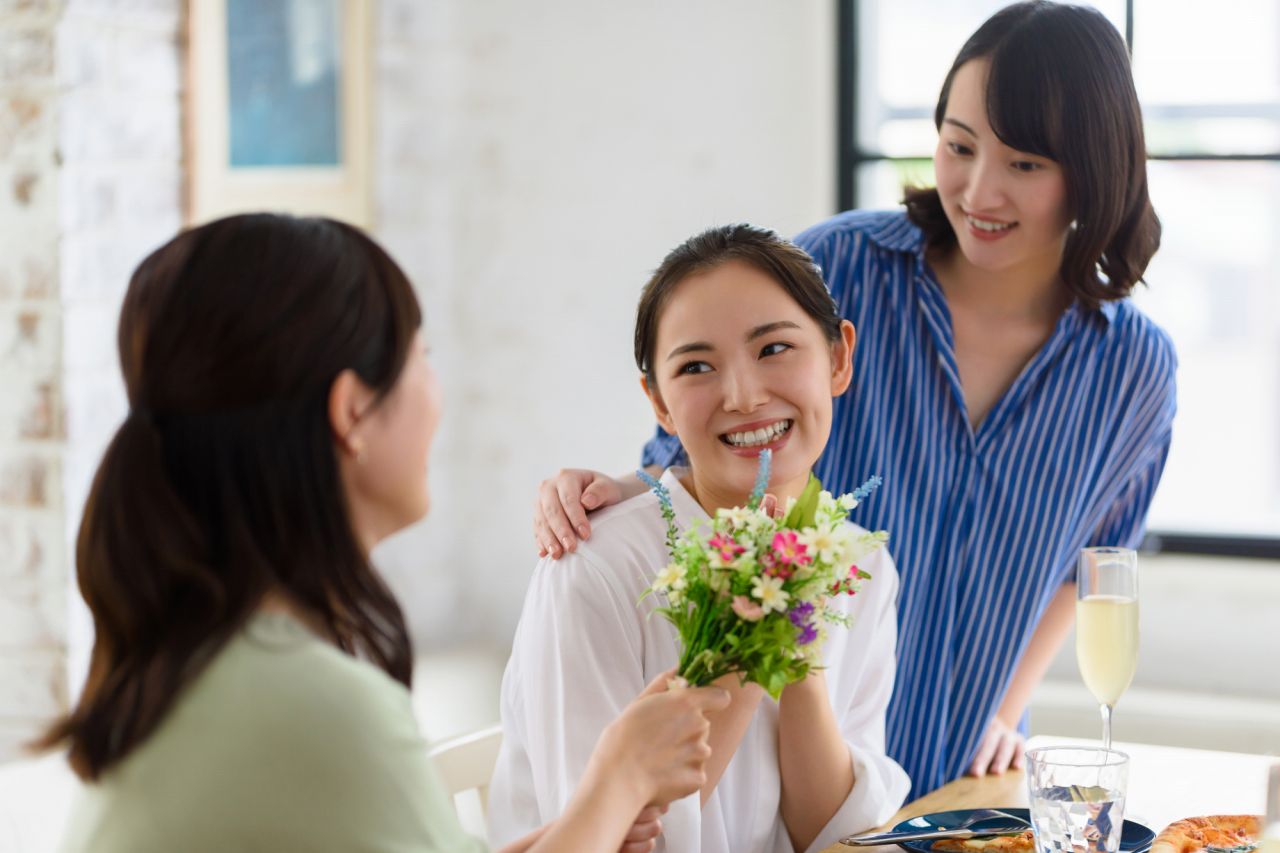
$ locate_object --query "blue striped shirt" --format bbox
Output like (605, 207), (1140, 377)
(643, 209), (1177, 797)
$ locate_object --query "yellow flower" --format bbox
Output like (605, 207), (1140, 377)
(653, 563), (687, 593)
(797, 524), (843, 565)
(750, 574), (790, 615)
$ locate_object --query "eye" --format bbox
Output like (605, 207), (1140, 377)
(677, 360), (712, 376)
(760, 342), (792, 358)
(1012, 160), (1044, 173)
(947, 141), (974, 157)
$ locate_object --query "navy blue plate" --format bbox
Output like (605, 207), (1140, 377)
(890, 808), (1156, 853)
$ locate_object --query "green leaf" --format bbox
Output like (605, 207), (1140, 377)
(783, 473), (823, 529)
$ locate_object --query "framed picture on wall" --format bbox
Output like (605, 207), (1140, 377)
(186, 0), (373, 227)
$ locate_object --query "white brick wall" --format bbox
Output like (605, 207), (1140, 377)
(0, 0), (182, 763)
(0, 0), (66, 762)
(55, 0), (183, 733)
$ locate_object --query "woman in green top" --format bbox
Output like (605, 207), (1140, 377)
(42, 214), (729, 853)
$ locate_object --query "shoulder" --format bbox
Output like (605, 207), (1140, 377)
(794, 209), (923, 260)
(793, 210), (923, 307)
(844, 520), (900, 605)
(95, 615), (431, 840)
(583, 485), (674, 544)
(1106, 300), (1177, 371)
(192, 615), (419, 751)
(1100, 301), (1178, 411)
(525, 488), (673, 606)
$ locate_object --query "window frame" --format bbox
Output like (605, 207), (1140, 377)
(835, 0), (1280, 559)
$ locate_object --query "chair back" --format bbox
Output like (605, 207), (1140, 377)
(427, 724), (503, 816)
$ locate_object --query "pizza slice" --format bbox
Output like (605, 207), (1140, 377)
(1152, 815), (1262, 853)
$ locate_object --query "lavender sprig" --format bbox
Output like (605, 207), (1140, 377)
(637, 469), (680, 554)
(851, 475), (882, 503)
(746, 448), (772, 510)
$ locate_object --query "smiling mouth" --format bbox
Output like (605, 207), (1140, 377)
(720, 419), (793, 448)
(965, 214), (1017, 233)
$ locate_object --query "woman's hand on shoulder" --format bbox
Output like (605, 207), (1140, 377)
(967, 714), (1026, 777)
(592, 670), (729, 808)
(533, 468), (624, 558)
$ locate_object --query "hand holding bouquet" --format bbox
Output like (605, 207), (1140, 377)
(640, 450), (888, 699)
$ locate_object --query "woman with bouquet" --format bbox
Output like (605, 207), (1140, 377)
(46, 213), (730, 853)
(488, 224), (911, 853)
(530, 0), (1176, 796)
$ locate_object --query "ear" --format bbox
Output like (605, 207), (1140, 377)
(830, 320), (856, 397)
(329, 368), (377, 460)
(640, 374), (678, 436)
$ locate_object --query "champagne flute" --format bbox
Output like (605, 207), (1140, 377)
(1075, 547), (1138, 750)
(1263, 764), (1280, 853)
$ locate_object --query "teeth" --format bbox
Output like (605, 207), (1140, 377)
(724, 420), (792, 448)
(967, 215), (1014, 232)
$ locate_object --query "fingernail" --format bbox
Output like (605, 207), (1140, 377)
(561, 537), (573, 550)
(582, 495), (598, 508)
(577, 524), (589, 538)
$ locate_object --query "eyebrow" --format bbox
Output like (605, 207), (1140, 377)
(665, 320), (802, 361)
(943, 118), (978, 137)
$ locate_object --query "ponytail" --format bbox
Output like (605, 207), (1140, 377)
(34, 411), (248, 780)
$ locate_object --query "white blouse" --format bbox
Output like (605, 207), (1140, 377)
(487, 468), (910, 853)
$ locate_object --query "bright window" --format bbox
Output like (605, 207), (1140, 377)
(839, 0), (1280, 550)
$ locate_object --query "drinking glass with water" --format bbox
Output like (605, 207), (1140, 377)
(1027, 746), (1129, 853)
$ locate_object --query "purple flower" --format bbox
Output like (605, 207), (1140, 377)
(796, 622), (818, 645)
(788, 601), (815, 627)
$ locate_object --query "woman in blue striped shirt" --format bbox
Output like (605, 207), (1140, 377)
(533, 1), (1175, 798)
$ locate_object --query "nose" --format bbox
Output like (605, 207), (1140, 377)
(721, 364), (768, 414)
(962, 153), (1007, 213)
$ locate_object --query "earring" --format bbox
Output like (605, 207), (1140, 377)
(352, 441), (366, 464)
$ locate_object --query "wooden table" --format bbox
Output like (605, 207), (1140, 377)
(820, 736), (1277, 853)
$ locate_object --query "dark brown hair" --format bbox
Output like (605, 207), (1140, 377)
(903, 0), (1161, 307)
(37, 214), (421, 780)
(634, 223), (842, 388)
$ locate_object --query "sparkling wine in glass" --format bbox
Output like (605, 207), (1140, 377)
(1076, 547), (1138, 750)
(1263, 764), (1280, 853)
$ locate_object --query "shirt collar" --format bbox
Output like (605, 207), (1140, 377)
(1068, 294), (1120, 328)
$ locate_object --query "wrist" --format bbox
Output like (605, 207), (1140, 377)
(583, 728), (652, 809)
(780, 669), (826, 701)
(578, 753), (650, 816)
(994, 699), (1025, 725)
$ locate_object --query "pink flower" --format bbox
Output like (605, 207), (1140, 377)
(731, 595), (764, 622)
(771, 530), (812, 567)
(763, 552), (794, 580)
(708, 531), (746, 565)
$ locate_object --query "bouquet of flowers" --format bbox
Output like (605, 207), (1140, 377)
(639, 450), (888, 699)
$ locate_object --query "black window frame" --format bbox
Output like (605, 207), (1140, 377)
(836, 0), (1280, 560)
